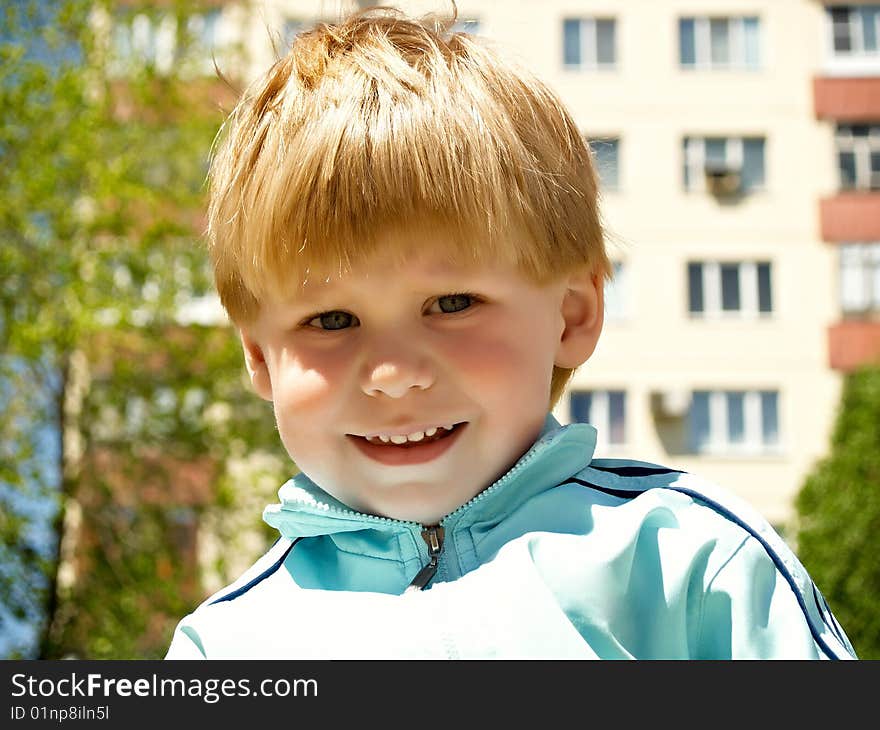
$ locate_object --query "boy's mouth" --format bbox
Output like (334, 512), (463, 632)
(346, 422), (468, 465)
(360, 423), (462, 446)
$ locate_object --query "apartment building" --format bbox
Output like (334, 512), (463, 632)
(110, 0), (876, 530)
(816, 3), (880, 370)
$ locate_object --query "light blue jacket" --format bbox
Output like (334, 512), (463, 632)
(165, 416), (858, 659)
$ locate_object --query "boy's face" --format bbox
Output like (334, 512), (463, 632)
(240, 228), (603, 525)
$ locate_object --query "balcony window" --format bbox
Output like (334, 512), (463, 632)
(830, 5), (880, 56)
(840, 242), (880, 314)
(836, 124), (880, 190)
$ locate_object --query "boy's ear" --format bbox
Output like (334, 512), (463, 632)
(239, 329), (274, 401)
(554, 268), (605, 369)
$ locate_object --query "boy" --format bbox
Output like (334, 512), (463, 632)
(165, 6), (857, 659)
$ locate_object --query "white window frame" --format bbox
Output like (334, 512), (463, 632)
(689, 390), (780, 455)
(825, 5), (880, 74)
(562, 18), (616, 70)
(829, 5), (880, 56)
(679, 16), (761, 70)
(568, 389), (627, 450)
(840, 242), (880, 314)
(688, 260), (773, 318)
(836, 124), (880, 190)
(683, 136), (765, 193)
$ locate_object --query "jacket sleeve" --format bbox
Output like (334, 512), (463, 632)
(164, 621), (208, 660)
(697, 534), (857, 659)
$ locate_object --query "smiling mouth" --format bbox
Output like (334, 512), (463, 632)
(352, 422), (467, 448)
(346, 422), (468, 465)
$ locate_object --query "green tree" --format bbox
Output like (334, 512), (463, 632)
(795, 365), (880, 660)
(1, 0), (288, 658)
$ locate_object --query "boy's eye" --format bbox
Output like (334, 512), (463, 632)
(308, 311), (359, 330)
(432, 293), (475, 314)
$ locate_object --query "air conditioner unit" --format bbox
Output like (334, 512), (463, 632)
(651, 389), (691, 419)
(704, 162), (741, 196)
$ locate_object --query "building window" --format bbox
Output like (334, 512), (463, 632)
(688, 261), (772, 317)
(587, 136), (620, 192)
(184, 8), (222, 74)
(284, 18), (306, 48)
(683, 136), (765, 193)
(689, 390), (779, 454)
(450, 18), (481, 35)
(604, 261), (627, 321)
(111, 12), (176, 74)
(679, 16), (760, 70)
(569, 390), (626, 447)
(840, 243), (880, 314)
(829, 5), (880, 57)
(837, 124), (880, 190)
(563, 18), (616, 70)
(186, 9), (220, 50)
(110, 9), (223, 76)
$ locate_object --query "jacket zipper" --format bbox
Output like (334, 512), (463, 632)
(405, 525), (445, 592)
(402, 427), (559, 593)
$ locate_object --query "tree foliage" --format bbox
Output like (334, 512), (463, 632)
(795, 366), (880, 660)
(1, 0), (289, 658)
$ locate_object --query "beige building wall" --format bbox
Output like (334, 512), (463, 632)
(222, 0), (841, 527)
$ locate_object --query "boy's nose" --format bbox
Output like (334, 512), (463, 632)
(361, 360), (435, 398)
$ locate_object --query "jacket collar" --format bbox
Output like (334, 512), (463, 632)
(263, 414), (597, 544)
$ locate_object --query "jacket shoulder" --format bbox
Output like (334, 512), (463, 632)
(197, 536), (296, 609)
(566, 456), (857, 659)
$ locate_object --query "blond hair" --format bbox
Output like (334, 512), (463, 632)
(207, 5), (611, 405)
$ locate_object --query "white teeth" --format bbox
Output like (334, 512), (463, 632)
(364, 423), (460, 445)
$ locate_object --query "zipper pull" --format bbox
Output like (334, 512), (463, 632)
(405, 526), (445, 592)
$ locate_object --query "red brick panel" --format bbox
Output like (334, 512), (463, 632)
(814, 77), (880, 121)
(828, 320), (880, 371)
(820, 193), (880, 241)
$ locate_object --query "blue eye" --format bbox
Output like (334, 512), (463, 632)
(436, 294), (473, 313)
(309, 311), (358, 330)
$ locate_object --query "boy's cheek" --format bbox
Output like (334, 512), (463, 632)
(452, 336), (553, 387)
(272, 366), (336, 414)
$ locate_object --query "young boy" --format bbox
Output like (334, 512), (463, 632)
(165, 6), (857, 659)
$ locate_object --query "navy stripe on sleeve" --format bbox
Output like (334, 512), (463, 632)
(589, 465), (684, 477)
(209, 539), (299, 606)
